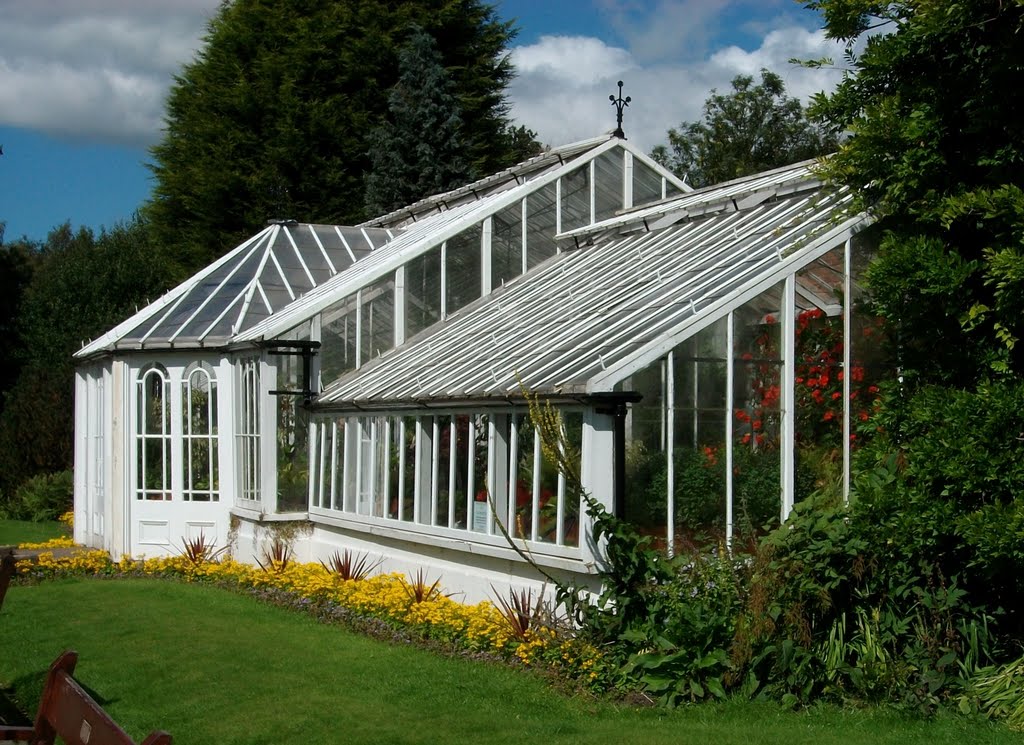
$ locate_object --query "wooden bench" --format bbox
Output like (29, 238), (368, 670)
(0, 651), (172, 745)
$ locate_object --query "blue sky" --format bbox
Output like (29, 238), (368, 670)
(0, 0), (843, 244)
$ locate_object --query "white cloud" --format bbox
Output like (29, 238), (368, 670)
(508, 25), (846, 153)
(0, 0), (846, 155)
(0, 2), (214, 145)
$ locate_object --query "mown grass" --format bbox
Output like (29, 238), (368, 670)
(0, 578), (1017, 745)
(0, 520), (63, 545)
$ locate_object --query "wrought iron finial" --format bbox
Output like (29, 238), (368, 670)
(609, 80), (631, 139)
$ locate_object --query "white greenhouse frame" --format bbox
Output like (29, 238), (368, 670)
(73, 133), (873, 600)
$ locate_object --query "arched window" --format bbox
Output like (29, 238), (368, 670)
(182, 363), (219, 501)
(136, 365), (170, 500)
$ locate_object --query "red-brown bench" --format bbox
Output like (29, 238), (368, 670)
(0, 651), (171, 745)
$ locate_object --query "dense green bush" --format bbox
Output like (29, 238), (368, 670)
(0, 470), (73, 522)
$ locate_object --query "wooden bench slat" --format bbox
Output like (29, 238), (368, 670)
(6, 651), (172, 745)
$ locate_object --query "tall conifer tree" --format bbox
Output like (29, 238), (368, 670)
(364, 27), (470, 216)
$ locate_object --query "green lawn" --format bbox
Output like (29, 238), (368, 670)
(0, 520), (64, 545)
(0, 578), (1016, 745)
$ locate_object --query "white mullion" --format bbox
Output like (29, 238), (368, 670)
(482, 217), (493, 296)
(725, 312), (735, 550)
(398, 419), (407, 520)
(440, 241), (448, 319)
(781, 275), (797, 521)
(466, 417), (477, 531)
(531, 429), (541, 543)
(431, 417), (441, 525)
(448, 419), (457, 528)
(520, 198), (528, 275)
(394, 266), (406, 347)
(355, 288), (363, 368)
(842, 238), (852, 503)
(624, 151), (635, 209)
(589, 160), (596, 225)
(330, 421), (339, 510)
(383, 417), (392, 518)
(316, 422), (327, 509)
(555, 176), (563, 236)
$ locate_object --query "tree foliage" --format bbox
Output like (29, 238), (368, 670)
(734, 0), (1024, 704)
(146, 0), (537, 271)
(0, 221), (173, 499)
(808, 0), (1024, 383)
(364, 27), (470, 216)
(651, 69), (836, 188)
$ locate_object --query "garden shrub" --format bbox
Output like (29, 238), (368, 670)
(0, 469), (73, 522)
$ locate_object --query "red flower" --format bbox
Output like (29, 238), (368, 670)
(831, 391), (842, 400)
(752, 419), (762, 431)
(823, 411), (834, 422)
(859, 411), (869, 422)
(741, 433), (752, 445)
(868, 385), (879, 394)
(735, 409), (750, 423)
(765, 314), (777, 324)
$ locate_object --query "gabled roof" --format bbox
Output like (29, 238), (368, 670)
(314, 166), (868, 410)
(75, 222), (394, 357)
(235, 136), (686, 344)
(360, 134), (623, 229)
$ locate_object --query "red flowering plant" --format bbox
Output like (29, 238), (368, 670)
(733, 309), (883, 455)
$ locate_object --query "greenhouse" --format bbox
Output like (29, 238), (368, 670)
(73, 133), (877, 599)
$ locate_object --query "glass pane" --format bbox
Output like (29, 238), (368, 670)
(622, 358), (668, 547)
(511, 413), (533, 539)
(794, 247), (846, 503)
(445, 225), (482, 317)
(560, 167), (590, 233)
(491, 203), (524, 288)
(525, 183), (557, 269)
(562, 411), (583, 547)
(733, 284), (783, 535)
(277, 356), (309, 512)
(406, 245), (442, 336)
(434, 415), (452, 526)
(320, 295), (358, 382)
(594, 150), (624, 222)
(360, 276), (396, 363)
(633, 159), (664, 207)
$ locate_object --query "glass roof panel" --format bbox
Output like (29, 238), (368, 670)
(526, 183), (557, 269)
(405, 244), (442, 337)
(445, 224), (482, 317)
(633, 159), (664, 207)
(560, 166), (591, 233)
(594, 150), (624, 222)
(491, 201), (523, 289)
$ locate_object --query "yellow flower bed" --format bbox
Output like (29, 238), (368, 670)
(17, 536), (76, 549)
(12, 545), (607, 687)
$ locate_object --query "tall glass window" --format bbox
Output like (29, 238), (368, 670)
(182, 364), (219, 502)
(236, 357), (261, 504)
(136, 365), (171, 501)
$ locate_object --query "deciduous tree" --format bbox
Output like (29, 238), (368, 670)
(146, 0), (536, 272)
(651, 70), (835, 188)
